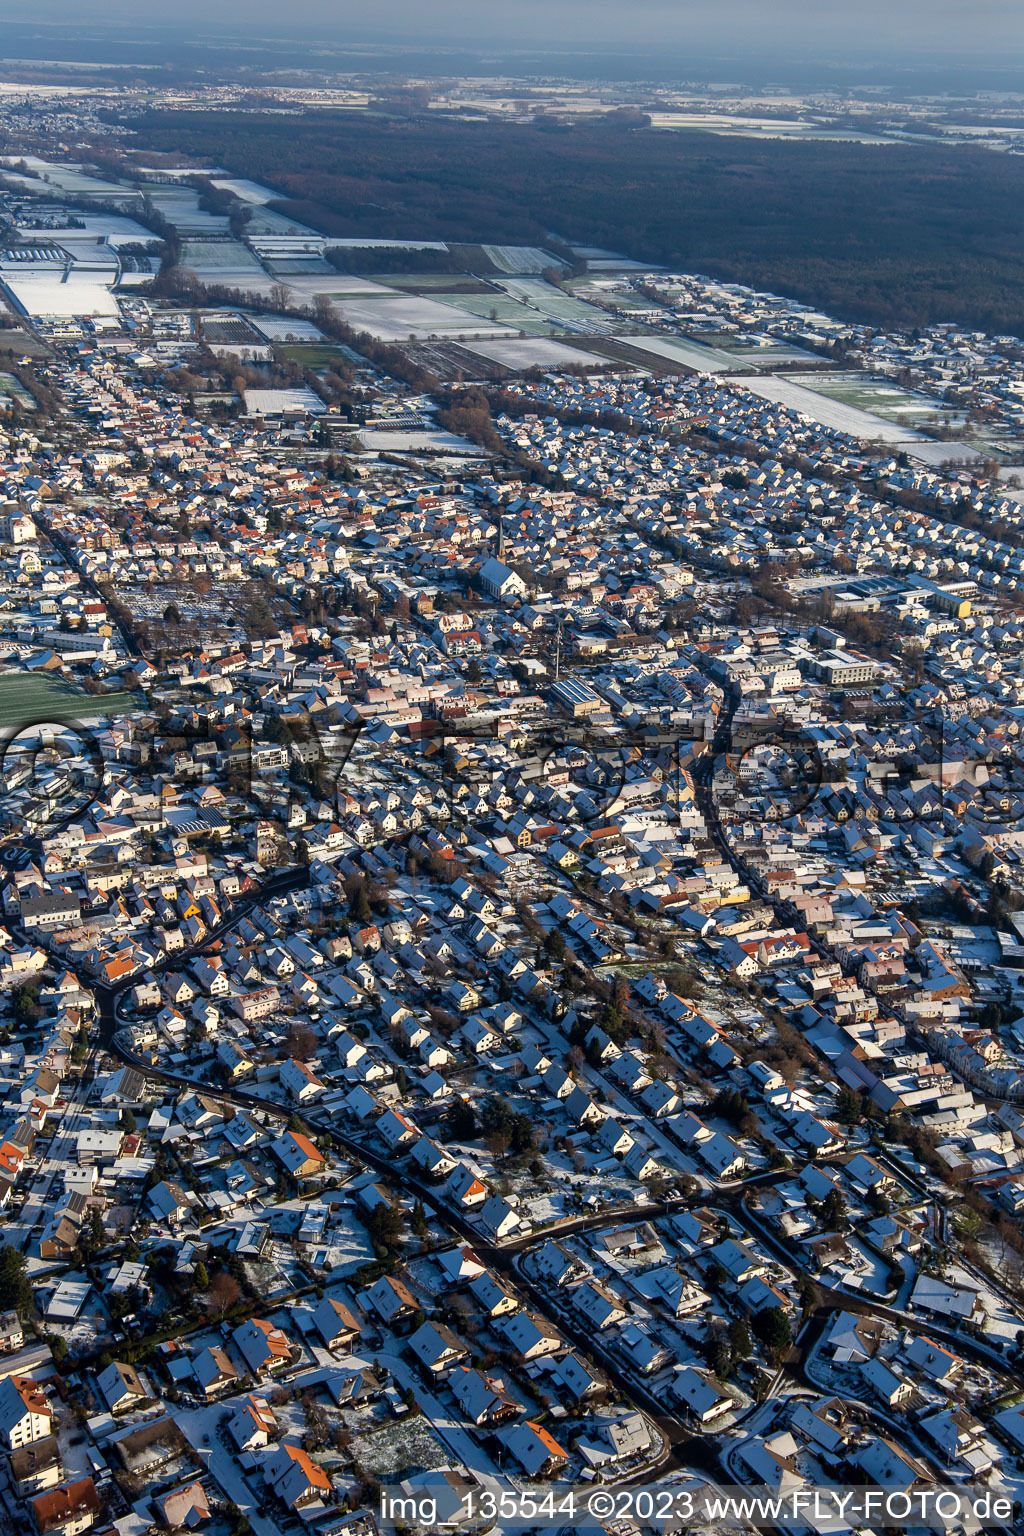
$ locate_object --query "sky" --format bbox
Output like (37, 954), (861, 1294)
(2, 0), (1021, 76)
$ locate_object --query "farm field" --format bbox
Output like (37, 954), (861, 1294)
(280, 274), (399, 300)
(429, 290), (559, 335)
(494, 277), (621, 333)
(460, 336), (603, 370)
(784, 370), (964, 427)
(376, 274), (493, 294)
(140, 186), (229, 236)
(610, 332), (745, 373)
(328, 293), (518, 341)
(480, 243), (565, 273)
(733, 373), (928, 443)
(275, 344), (349, 367)
(0, 674), (145, 731)
(179, 239), (266, 276)
(0, 372), (36, 408)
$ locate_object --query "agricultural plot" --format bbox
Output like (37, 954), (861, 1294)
(326, 238), (448, 251)
(12, 157), (125, 199)
(459, 335), (603, 370)
(784, 370), (965, 428)
(0, 372), (36, 408)
(376, 274), (493, 293)
(242, 204), (321, 236)
(495, 278), (622, 333)
(139, 186), (229, 236)
(209, 177), (281, 204)
(357, 426), (485, 454)
(327, 294), (518, 341)
(432, 290), (561, 336)
(179, 239), (266, 277)
(280, 274), (398, 300)
(0, 674), (144, 730)
(202, 314), (266, 346)
(428, 290), (556, 335)
(481, 243), (565, 274)
(399, 342), (510, 383)
(610, 332), (743, 372)
(275, 344), (349, 367)
(733, 373), (928, 443)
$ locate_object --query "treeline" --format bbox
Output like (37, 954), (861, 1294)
(146, 268), (440, 393)
(127, 108), (1024, 335)
(325, 245), (464, 275)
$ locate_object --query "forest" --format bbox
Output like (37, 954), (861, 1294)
(123, 108), (1024, 334)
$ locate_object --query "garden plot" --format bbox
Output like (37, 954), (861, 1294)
(327, 294), (518, 341)
(349, 1415), (451, 1478)
(458, 336), (601, 370)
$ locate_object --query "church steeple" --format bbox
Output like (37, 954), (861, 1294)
(497, 512), (505, 562)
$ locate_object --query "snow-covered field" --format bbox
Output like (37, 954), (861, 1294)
(482, 244), (565, 274)
(179, 238), (267, 277)
(732, 373), (929, 444)
(357, 428), (485, 454)
(280, 274), (403, 300)
(613, 332), (744, 373)
(210, 177), (282, 204)
(461, 336), (600, 370)
(329, 294), (518, 341)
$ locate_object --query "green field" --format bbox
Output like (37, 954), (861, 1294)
(377, 274), (494, 294)
(0, 673), (146, 731)
(276, 344), (348, 367)
(785, 370), (965, 428)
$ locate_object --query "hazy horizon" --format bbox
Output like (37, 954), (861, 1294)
(1, 2), (1022, 85)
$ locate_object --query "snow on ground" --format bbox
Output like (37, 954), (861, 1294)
(210, 177), (282, 204)
(460, 336), (601, 370)
(328, 294), (518, 341)
(481, 245), (565, 274)
(732, 373), (929, 443)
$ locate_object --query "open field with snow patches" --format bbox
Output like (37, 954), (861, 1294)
(325, 294), (518, 341)
(732, 373), (928, 442)
(459, 336), (604, 369)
